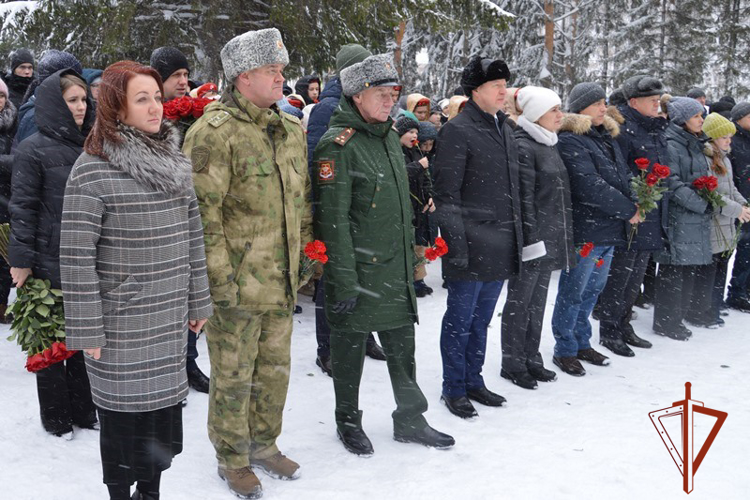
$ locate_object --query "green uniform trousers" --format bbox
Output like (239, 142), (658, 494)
(330, 324), (429, 435)
(206, 307), (293, 469)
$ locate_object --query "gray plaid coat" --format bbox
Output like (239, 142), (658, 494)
(60, 122), (213, 412)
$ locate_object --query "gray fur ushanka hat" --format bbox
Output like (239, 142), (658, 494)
(221, 28), (289, 82)
(340, 54), (399, 97)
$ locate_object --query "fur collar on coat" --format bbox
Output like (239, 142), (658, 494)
(0, 100), (17, 133)
(103, 121), (193, 195)
(559, 113), (621, 138)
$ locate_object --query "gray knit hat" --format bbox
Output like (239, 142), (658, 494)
(667, 97), (705, 125)
(621, 75), (664, 100)
(340, 54), (399, 97)
(567, 82), (606, 113)
(395, 115), (419, 136)
(686, 87), (706, 99)
(220, 28), (289, 82)
(418, 121), (438, 143)
(336, 44), (372, 74)
(731, 102), (750, 122)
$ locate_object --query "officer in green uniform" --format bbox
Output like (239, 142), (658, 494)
(183, 28), (312, 499)
(313, 53), (455, 456)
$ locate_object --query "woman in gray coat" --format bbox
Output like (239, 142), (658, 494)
(60, 61), (212, 500)
(653, 98), (714, 341)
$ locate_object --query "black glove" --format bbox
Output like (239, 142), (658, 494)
(704, 203), (714, 215)
(448, 257), (469, 270)
(332, 296), (358, 314)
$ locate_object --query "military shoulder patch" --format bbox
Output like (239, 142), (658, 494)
(208, 111), (232, 128)
(317, 160), (335, 184)
(191, 146), (211, 173)
(333, 127), (356, 146)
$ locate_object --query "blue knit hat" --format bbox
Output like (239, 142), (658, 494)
(667, 97), (705, 125)
(418, 121), (438, 143)
(38, 50), (82, 82)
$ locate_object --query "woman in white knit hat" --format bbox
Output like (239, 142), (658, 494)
(500, 86), (576, 389)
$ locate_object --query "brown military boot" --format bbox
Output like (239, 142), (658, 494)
(251, 452), (301, 480)
(217, 466), (262, 499)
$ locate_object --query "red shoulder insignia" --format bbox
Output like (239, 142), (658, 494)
(334, 127), (356, 146)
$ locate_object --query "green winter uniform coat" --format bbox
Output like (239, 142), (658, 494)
(183, 87), (313, 312)
(313, 97), (417, 332)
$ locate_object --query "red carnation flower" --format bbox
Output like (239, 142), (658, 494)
(652, 163), (671, 179)
(425, 248), (439, 261)
(596, 258), (604, 268)
(634, 158), (650, 171)
(579, 242), (594, 258)
(646, 173), (659, 187)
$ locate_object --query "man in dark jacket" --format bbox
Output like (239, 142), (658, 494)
(727, 102), (750, 311)
(433, 56), (528, 419)
(596, 75), (668, 357)
(551, 82), (641, 377)
(5, 48), (34, 109)
(305, 44), (385, 376)
(314, 53), (454, 456)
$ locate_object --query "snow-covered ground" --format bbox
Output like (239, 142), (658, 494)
(1, 264), (748, 500)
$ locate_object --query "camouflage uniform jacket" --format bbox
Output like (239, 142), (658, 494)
(183, 87), (313, 311)
(313, 96), (418, 332)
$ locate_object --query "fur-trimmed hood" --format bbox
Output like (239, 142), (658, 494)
(102, 121), (193, 195)
(559, 112), (620, 138)
(606, 105), (625, 125)
(0, 99), (17, 133)
(704, 142), (730, 159)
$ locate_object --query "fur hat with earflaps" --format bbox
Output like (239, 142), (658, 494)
(340, 54), (399, 97)
(461, 56), (511, 95)
(221, 28), (290, 82)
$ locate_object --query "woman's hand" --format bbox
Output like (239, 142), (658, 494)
(84, 348), (101, 360)
(422, 198), (436, 213)
(739, 206), (750, 223)
(10, 267), (32, 287)
(189, 318), (208, 333)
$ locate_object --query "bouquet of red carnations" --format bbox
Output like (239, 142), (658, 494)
(628, 158), (671, 248)
(692, 175), (726, 211)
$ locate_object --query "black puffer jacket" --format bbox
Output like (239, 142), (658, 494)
(9, 69), (94, 287)
(0, 100), (18, 222)
(402, 145), (434, 246)
(729, 122), (750, 201)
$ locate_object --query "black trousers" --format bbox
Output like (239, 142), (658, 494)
(500, 267), (551, 373)
(0, 256), (11, 305)
(598, 249), (651, 340)
(685, 255), (723, 323)
(641, 258), (658, 303)
(35, 350), (97, 435)
(653, 264), (714, 331)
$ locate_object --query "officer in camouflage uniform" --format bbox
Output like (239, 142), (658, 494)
(183, 28), (312, 499)
(313, 53), (455, 457)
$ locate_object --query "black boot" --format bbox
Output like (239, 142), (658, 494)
(365, 336), (386, 361)
(622, 323), (652, 348)
(394, 425), (454, 449)
(187, 365), (210, 394)
(500, 369), (538, 390)
(527, 365), (557, 382)
(337, 427), (374, 456)
(600, 337), (635, 357)
(553, 356), (586, 377)
(466, 386), (507, 406)
(315, 355), (332, 377)
(440, 395), (478, 419)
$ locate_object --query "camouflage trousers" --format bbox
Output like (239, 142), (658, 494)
(206, 306), (293, 469)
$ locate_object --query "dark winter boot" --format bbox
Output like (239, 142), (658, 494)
(726, 296), (750, 312)
(500, 369), (538, 390)
(466, 386), (507, 406)
(528, 365), (557, 382)
(577, 348), (611, 366)
(622, 323), (652, 348)
(337, 426), (374, 456)
(553, 356), (586, 377)
(365, 335), (386, 361)
(599, 337), (635, 357)
(187, 364), (210, 393)
(315, 355), (332, 377)
(394, 424), (454, 449)
(440, 395), (478, 419)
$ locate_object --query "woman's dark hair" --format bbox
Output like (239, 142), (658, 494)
(84, 61), (163, 158)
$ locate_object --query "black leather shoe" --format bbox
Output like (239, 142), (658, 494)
(466, 386), (507, 407)
(316, 355), (332, 377)
(365, 338), (386, 361)
(623, 329), (652, 349)
(440, 395), (478, 419)
(727, 296), (750, 312)
(600, 338), (635, 357)
(337, 427), (374, 456)
(394, 425), (454, 449)
(500, 369), (538, 390)
(528, 365), (557, 382)
(553, 356), (586, 377)
(188, 366), (210, 393)
(577, 348), (611, 366)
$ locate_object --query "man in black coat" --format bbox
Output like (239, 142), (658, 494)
(433, 56), (531, 419)
(597, 75), (668, 357)
(4, 48), (34, 109)
(727, 102), (750, 311)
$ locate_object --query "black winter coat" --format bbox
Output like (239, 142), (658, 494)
(729, 123), (750, 201)
(515, 126), (575, 272)
(4, 73), (33, 110)
(8, 69), (94, 288)
(0, 100), (18, 222)
(557, 113), (636, 247)
(402, 145), (434, 246)
(433, 99), (530, 281)
(615, 105), (669, 251)
(307, 77), (342, 172)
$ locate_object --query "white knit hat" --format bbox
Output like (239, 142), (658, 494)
(517, 86), (561, 123)
(220, 28), (289, 82)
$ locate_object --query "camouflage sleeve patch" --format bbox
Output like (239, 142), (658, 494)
(191, 146), (211, 173)
(334, 127), (356, 146)
(208, 111), (231, 128)
(316, 160), (335, 184)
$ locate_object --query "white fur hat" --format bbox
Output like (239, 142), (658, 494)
(220, 28), (289, 82)
(340, 54), (399, 97)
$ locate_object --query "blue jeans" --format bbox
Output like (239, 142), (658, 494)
(728, 224), (750, 301)
(440, 280), (504, 398)
(552, 246), (615, 358)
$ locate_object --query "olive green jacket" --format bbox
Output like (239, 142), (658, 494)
(313, 97), (417, 332)
(184, 88), (313, 311)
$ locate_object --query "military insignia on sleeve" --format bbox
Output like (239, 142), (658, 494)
(191, 146), (211, 173)
(317, 160), (335, 183)
(334, 127), (356, 146)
